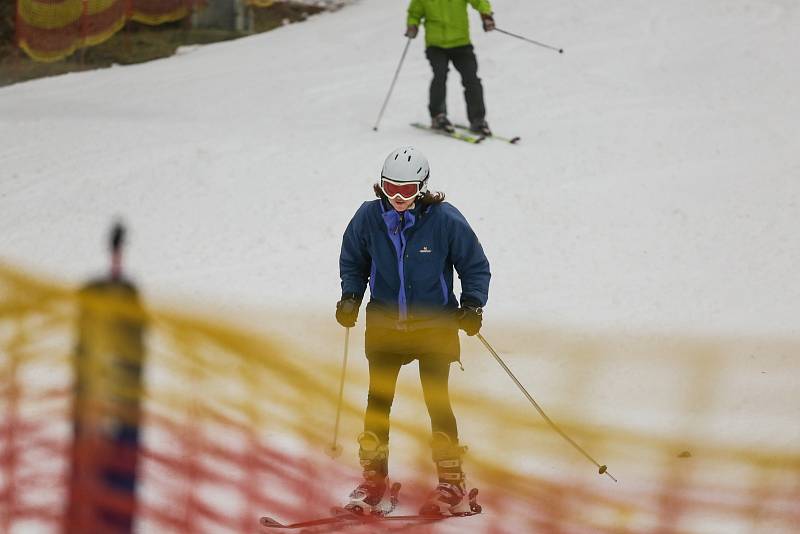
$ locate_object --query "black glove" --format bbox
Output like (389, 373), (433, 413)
(481, 13), (495, 32)
(336, 293), (361, 328)
(405, 25), (419, 38)
(458, 305), (483, 336)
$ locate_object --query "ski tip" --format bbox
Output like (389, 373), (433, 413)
(510, 136), (521, 144)
(260, 517), (282, 527)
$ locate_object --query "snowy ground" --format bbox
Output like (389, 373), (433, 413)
(2, 0), (798, 336)
(2, 0), (799, 532)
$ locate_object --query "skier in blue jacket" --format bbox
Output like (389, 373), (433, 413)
(336, 146), (490, 516)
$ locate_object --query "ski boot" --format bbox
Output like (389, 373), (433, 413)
(431, 113), (456, 133)
(469, 118), (492, 137)
(343, 432), (399, 516)
(419, 432), (482, 516)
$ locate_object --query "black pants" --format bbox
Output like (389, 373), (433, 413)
(426, 44), (486, 123)
(364, 356), (458, 445)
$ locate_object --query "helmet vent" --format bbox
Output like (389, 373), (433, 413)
(394, 154), (399, 160)
(407, 155), (412, 162)
(417, 167), (422, 174)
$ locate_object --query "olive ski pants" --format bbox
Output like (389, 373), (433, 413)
(364, 356), (458, 446)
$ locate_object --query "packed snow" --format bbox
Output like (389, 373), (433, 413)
(1, 1), (799, 532)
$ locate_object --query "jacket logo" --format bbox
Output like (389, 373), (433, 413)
(419, 246), (433, 254)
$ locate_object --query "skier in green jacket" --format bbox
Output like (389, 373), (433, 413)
(406, 0), (495, 136)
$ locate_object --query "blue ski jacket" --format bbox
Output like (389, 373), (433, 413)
(340, 198), (490, 329)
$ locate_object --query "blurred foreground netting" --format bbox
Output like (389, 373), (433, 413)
(1, 263), (798, 533)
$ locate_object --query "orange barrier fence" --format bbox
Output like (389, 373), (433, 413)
(1, 263), (799, 533)
(15, 0), (202, 62)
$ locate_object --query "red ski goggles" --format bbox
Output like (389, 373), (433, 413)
(380, 177), (422, 201)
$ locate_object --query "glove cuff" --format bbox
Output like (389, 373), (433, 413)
(460, 297), (482, 309)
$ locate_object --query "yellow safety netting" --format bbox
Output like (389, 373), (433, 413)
(15, 0), (199, 62)
(1, 262), (798, 533)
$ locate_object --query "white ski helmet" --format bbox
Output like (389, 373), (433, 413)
(380, 146), (430, 197)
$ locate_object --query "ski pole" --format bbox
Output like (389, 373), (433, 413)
(326, 327), (351, 459)
(373, 37), (413, 131)
(476, 333), (616, 482)
(494, 27), (564, 54)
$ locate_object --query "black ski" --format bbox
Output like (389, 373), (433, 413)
(411, 122), (485, 144)
(454, 124), (521, 144)
(259, 512), (458, 530)
(260, 488), (481, 530)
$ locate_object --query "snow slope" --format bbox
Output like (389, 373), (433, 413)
(1, 2), (800, 532)
(2, 0), (798, 336)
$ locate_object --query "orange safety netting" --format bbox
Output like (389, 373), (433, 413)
(1, 262), (799, 534)
(246, 0), (276, 8)
(15, 0), (200, 62)
(131, 0), (196, 25)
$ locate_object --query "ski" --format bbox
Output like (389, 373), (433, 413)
(259, 514), (355, 530)
(260, 488), (481, 530)
(454, 124), (521, 144)
(411, 122), (485, 144)
(260, 512), (471, 530)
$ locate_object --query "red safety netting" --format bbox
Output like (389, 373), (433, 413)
(15, 0), (201, 62)
(2, 264), (799, 534)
